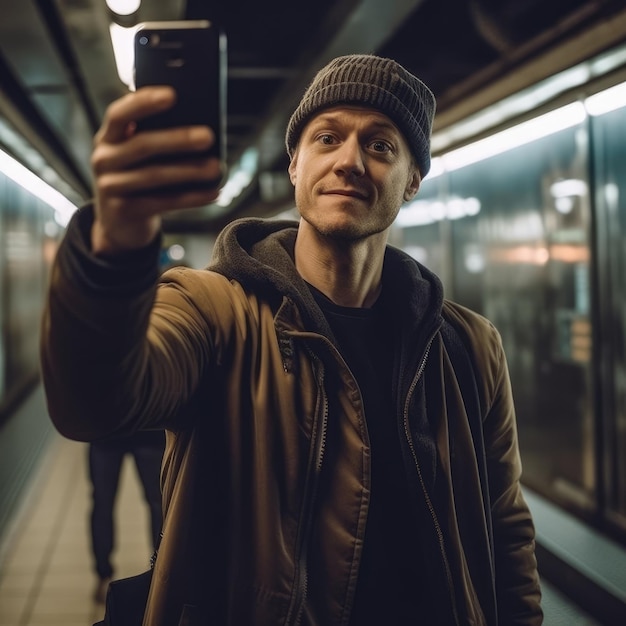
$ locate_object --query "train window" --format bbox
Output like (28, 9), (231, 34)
(0, 170), (54, 419)
(591, 103), (626, 532)
(396, 114), (603, 530)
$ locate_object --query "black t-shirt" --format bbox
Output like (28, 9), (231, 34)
(309, 285), (428, 623)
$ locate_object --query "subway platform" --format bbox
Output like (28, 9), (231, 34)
(0, 387), (156, 626)
(0, 385), (614, 625)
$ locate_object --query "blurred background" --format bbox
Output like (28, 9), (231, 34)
(1, 0), (626, 624)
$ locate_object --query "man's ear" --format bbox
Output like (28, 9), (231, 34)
(403, 168), (421, 202)
(288, 152), (298, 186)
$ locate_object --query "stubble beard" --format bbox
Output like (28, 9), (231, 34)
(301, 213), (384, 244)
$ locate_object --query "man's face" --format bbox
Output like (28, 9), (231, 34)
(288, 105), (421, 242)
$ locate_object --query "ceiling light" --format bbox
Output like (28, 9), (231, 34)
(440, 103), (586, 172)
(109, 22), (138, 88)
(0, 148), (78, 226)
(585, 81), (626, 116)
(106, 0), (141, 16)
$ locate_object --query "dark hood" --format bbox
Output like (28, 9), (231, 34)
(207, 217), (444, 343)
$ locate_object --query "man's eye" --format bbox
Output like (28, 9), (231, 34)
(319, 134), (335, 145)
(370, 140), (391, 153)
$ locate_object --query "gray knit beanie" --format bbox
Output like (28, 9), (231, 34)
(285, 54), (436, 176)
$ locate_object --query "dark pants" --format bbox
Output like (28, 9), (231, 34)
(88, 430), (165, 579)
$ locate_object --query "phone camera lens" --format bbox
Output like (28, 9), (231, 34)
(139, 35), (149, 46)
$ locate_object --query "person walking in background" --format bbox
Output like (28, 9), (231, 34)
(88, 429), (165, 603)
(41, 54), (542, 624)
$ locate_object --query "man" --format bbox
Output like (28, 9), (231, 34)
(88, 429), (165, 603)
(41, 55), (543, 624)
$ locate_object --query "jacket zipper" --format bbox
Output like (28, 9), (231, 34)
(403, 331), (461, 626)
(285, 351), (329, 625)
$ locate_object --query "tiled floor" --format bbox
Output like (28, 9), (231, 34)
(0, 432), (154, 626)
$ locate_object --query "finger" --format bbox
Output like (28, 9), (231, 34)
(92, 126), (214, 175)
(101, 187), (222, 223)
(97, 156), (224, 197)
(96, 87), (177, 145)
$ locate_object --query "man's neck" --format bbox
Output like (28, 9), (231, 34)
(294, 224), (386, 308)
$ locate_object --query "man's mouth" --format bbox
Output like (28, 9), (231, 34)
(323, 188), (368, 200)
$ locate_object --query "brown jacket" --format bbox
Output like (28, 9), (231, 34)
(41, 208), (542, 625)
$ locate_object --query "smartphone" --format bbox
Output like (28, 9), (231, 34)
(133, 20), (227, 163)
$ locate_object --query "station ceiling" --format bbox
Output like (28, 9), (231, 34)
(0, 0), (625, 233)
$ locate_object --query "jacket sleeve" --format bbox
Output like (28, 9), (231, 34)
(485, 335), (543, 624)
(40, 204), (213, 440)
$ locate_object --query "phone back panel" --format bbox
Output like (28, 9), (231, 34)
(134, 20), (226, 161)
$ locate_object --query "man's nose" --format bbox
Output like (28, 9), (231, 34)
(333, 137), (366, 176)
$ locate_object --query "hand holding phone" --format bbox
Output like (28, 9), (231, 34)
(90, 86), (223, 255)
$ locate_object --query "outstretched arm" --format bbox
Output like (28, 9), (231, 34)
(41, 86), (224, 440)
